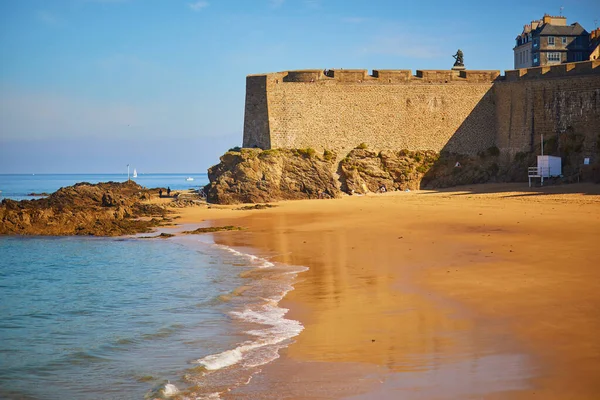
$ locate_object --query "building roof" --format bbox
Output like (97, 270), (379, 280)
(537, 22), (588, 36)
(590, 28), (600, 45)
(590, 29), (600, 58)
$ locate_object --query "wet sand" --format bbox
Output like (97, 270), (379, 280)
(174, 183), (600, 399)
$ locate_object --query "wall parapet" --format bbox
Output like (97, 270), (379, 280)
(257, 61), (599, 85)
(269, 68), (501, 84)
(503, 60), (600, 81)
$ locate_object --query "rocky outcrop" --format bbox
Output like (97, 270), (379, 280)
(0, 181), (169, 236)
(206, 148), (340, 204)
(206, 143), (598, 204)
(339, 146), (531, 192)
(339, 149), (439, 193)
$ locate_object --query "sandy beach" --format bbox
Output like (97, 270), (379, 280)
(172, 183), (600, 399)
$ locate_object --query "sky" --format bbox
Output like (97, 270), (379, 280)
(1, 0), (599, 174)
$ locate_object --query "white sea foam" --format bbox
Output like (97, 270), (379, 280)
(144, 381), (179, 399)
(196, 393), (221, 400)
(196, 348), (243, 370)
(215, 245), (275, 268)
(193, 243), (307, 388)
(162, 383), (179, 397)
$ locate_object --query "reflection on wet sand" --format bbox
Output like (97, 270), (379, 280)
(215, 205), (535, 398)
(176, 184), (600, 399)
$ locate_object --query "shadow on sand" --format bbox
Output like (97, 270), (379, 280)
(419, 182), (600, 197)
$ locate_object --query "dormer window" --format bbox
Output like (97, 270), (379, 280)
(548, 52), (561, 62)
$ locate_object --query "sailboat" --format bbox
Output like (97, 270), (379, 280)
(133, 169), (138, 178)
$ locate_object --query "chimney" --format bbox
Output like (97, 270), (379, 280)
(542, 14), (567, 26)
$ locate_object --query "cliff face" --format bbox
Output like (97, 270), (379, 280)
(206, 146), (552, 204)
(339, 149), (438, 193)
(206, 148), (340, 204)
(339, 147), (519, 193)
(0, 181), (169, 236)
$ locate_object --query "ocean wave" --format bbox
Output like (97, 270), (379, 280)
(186, 243), (307, 396)
(215, 245), (275, 268)
(195, 347), (244, 370)
(141, 324), (182, 341)
(144, 381), (179, 399)
(193, 284), (304, 373)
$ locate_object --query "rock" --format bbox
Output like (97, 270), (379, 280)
(205, 144), (597, 205)
(339, 149), (439, 193)
(206, 148), (341, 204)
(0, 181), (170, 236)
(340, 147), (508, 192)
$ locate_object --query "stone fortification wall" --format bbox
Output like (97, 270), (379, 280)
(243, 61), (600, 160)
(495, 61), (600, 160)
(243, 69), (500, 156)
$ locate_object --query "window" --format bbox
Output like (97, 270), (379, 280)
(562, 36), (567, 45)
(533, 38), (539, 48)
(548, 36), (555, 46)
(533, 55), (539, 65)
(548, 52), (561, 62)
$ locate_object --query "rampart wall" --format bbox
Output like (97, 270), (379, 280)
(495, 62), (600, 159)
(243, 61), (600, 160)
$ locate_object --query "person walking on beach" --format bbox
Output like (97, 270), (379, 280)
(167, 187), (171, 197)
(159, 189), (163, 198)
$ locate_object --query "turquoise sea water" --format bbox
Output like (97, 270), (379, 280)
(0, 173), (209, 201)
(0, 175), (306, 399)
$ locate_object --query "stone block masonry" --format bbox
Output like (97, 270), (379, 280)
(243, 62), (600, 161)
(496, 61), (600, 160)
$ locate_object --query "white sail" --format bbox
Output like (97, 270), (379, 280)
(133, 169), (138, 178)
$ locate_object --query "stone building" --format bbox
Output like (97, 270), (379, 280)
(590, 28), (600, 61)
(514, 15), (590, 69)
(514, 19), (539, 69)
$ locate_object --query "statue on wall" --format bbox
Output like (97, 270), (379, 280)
(452, 49), (464, 67)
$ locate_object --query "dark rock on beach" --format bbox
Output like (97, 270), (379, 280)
(0, 181), (170, 236)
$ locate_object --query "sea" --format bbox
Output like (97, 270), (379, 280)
(0, 174), (307, 399)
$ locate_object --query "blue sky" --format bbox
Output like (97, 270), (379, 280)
(1, 0), (599, 173)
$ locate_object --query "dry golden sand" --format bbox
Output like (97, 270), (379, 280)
(173, 183), (600, 399)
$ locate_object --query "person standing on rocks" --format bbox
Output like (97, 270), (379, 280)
(167, 187), (171, 197)
(159, 189), (163, 198)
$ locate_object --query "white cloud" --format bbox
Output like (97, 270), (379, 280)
(269, 0), (285, 8)
(304, 0), (321, 9)
(342, 17), (367, 24)
(188, 1), (209, 11)
(0, 91), (142, 140)
(36, 10), (61, 26)
(359, 33), (447, 59)
(80, 0), (130, 3)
